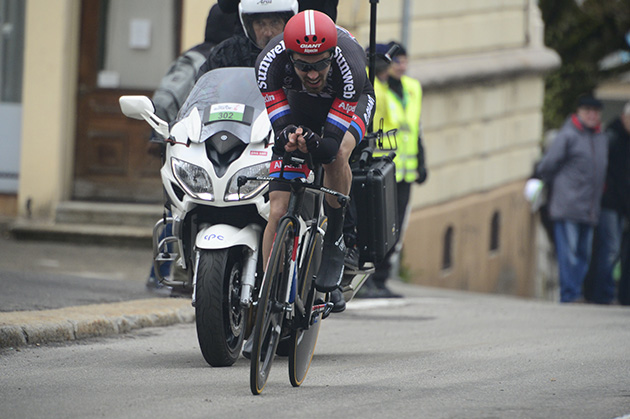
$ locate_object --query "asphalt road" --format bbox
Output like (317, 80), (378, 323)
(0, 232), (155, 312)
(1, 282), (630, 419)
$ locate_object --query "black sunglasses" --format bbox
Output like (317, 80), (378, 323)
(290, 55), (332, 72)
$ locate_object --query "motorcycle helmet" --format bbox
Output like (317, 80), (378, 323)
(284, 10), (338, 55)
(239, 0), (298, 47)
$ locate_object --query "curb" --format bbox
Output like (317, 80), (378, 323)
(0, 299), (194, 348)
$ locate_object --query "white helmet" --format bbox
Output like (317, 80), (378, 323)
(239, 0), (298, 47)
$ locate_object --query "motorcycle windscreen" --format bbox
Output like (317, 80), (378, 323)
(177, 68), (266, 145)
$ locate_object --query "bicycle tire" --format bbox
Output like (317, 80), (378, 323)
(288, 217), (326, 387)
(250, 218), (295, 395)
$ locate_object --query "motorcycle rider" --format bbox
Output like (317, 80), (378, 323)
(196, 0), (298, 78)
(146, 4), (237, 294)
(255, 10), (375, 310)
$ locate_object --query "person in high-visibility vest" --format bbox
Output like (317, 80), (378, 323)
(360, 42), (428, 298)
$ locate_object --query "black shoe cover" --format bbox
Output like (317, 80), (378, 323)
(344, 246), (360, 271)
(315, 238), (346, 292)
(330, 287), (346, 313)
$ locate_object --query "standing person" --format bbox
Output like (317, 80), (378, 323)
(536, 95), (608, 303)
(359, 42), (428, 298)
(588, 101), (630, 304)
(255, 10), (375, 311)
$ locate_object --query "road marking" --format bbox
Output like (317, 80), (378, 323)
(37, 258), (61, 268)
(346, 299), (408, 310)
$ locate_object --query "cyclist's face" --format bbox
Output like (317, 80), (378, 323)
(292, 51), (332, 94)
(252, 16), (285, 49)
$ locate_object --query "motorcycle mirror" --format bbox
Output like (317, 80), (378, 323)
(119, 95), (169, 140)
(170, 120), (188, 144)
(186, 107), (202, 143)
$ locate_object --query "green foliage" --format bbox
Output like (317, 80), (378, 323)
(539, 0), (630, 130)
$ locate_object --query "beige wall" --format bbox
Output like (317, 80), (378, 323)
(181, 0), (214, 52)
(337, 0), (556, 298)
(18, 0), (80, 220)
(416, 76), (544, 208)
(403, 180), (536, 296)
(338, 0), (528, 54)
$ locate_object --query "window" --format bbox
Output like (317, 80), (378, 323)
(0, 0), (25, 193)
(442, 225), (454, 270)
(490, 211), (500, 252)
(0, 0), (25, 103)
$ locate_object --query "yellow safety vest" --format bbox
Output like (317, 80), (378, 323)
(373, 75), (422, 183)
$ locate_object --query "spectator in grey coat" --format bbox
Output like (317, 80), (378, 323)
(536, 95), (608, 303)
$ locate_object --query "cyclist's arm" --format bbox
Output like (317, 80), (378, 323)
(320, 40), (372, 156)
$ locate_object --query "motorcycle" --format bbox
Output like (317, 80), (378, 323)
(119, 68), (272, 367)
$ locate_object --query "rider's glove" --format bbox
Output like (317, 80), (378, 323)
(415, 167), (428, 184)
(415, 136), (427, 184)
(298, 126), (321, 153)
(272, 124), (298, 156)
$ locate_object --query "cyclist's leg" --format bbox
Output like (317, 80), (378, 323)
(315, 132), (360, 292)
(262, 189), (290, 270)
(322, 131), (355, 206)
(315, 93), (374, 292)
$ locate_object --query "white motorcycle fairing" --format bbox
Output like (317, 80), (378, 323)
(195, 223), (261, 251)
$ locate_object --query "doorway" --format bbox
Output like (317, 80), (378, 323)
(74, 0), (180, 202)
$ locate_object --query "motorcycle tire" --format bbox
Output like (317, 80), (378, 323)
(195, 247), (246, 367)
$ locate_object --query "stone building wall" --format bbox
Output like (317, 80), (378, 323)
(339, 0), (559, 298)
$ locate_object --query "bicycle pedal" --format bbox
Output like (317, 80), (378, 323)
(311, 301), (334, 321)
(321, 302), (334, 320)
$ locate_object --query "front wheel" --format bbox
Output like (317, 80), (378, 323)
(250, 219), (295, 395)
(195, 248), (246, 367)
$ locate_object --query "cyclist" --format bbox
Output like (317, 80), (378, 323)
(255, 10), (375, 307)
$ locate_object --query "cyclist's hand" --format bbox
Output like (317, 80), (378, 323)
(273, 124), (298, 155)
(297, 126), (321, 153)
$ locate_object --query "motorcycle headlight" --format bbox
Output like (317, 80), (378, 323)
(225, 161), (270, 201)
(171, 157), (214, 201)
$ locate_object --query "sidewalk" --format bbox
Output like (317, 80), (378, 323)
(0, 299), (194, 348)
(0, 218), (194, 349)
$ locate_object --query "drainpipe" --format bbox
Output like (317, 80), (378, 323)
(401, 0), (411, 48)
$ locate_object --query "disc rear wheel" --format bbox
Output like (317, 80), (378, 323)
(289, 217), (326, 387)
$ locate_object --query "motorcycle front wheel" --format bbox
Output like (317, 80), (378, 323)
(195, 247), (246, 367)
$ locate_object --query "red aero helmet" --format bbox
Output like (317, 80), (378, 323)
(284, 10), (337, 55)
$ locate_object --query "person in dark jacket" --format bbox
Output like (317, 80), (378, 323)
(588, 101), (630, 304)
(195, 0), (298, 80)
(536, 95), (608, 303)
(151, 4), (236, 124)
(146, 4), (237, 293)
